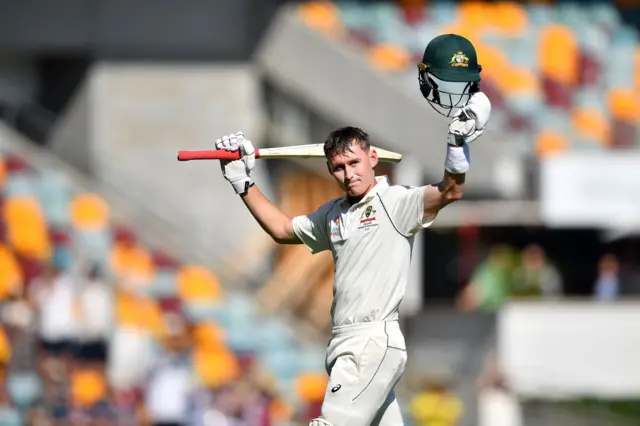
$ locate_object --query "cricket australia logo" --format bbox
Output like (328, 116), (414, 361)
(450, 51), (469, 67)
(358, 205), (379, 231)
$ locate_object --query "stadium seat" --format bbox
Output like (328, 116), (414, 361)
(539, 23), (579, 86)
(4, 196), (51, 261)
(177, 265), (222, 303)
(193, 322), (226, 351)
(72, 369), (108, 407)
(490, 2), (529, 38)
(607, 88), (640, 125)
(368, 43), (412, 71)
(193, 346), (239, 389)
(38, 171), (72, 228)
(0, 153), (6, 191)
(298, 1), (343, 37)
(110, 241), (155, 287)
(3, 172), (39, 198)
(5, 371), (41, 410)
(535, 129), (570, 158)
(571, 107), (610, 147)
(0, 244), (22, 301)
(500, 67), (543, 117)
(73, 227), (112, 267)
(295, 372), (328, 404)
(70, 193), (109, 230)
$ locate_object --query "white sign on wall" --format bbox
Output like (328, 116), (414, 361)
(497, 300), (640, 399)
(540, 152), (640, 229)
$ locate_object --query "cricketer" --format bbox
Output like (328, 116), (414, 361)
(214, 34), (491, 426)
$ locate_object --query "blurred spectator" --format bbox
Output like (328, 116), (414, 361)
(28, 259), (79, 366)
(409, 375), (463, 426)
(511, 244), (562, 298)
(476, 350), (523, 426)
(0, 385), (21, 426)
(457, 245), (516, 312)
(593, 253), (621, 301)
(76, 263), (113, 367)
(143, 313), (194, 426)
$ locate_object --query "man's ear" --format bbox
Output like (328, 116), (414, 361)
(370, 148), (379, 168)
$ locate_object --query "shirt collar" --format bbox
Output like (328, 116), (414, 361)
(342, 175), (390, 207)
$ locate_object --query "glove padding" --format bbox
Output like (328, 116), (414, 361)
(215, 131), (256, 194)
(447, 91), (492, 146)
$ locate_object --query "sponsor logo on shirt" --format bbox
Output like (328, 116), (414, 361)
(330, 216), (340, 237)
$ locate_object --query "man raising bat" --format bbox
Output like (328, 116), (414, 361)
(215, 34), (491, 426)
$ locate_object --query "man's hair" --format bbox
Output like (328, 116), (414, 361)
(323, 126), (371, 159)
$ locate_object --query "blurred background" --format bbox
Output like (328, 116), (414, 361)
(0, 0), (639, 425)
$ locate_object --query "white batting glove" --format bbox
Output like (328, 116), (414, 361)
(447, 92), (492, 146)
(215, 131), (256, 195)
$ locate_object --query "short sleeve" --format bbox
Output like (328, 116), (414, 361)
(291, 199), (337, 254)
(382, 186), (435, 236)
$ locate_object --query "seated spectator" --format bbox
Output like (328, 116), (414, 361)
(593, 253), (620, 301)
(511, 244), (562, 298)
(409, 375), (463, 426)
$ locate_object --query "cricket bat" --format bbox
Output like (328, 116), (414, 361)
(177, 144), (403, 163)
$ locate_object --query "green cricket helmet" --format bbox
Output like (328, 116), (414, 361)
(418, 34), (482, 117)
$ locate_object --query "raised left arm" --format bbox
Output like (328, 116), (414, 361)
(422, 92), (491, 219)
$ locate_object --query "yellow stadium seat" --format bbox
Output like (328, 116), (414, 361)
(473, 43), (508, 83)
(368, 43), (412, 72)
(270, 398), (294, 423)
(177, 266), (222, 302)
(71, 369), (107, 406)
(539, 24), (579, 85)
(536, 130), (569, 158)
(498, 66), (540, 95)
(492, 2), (528, 37)
(458, 2), (491, 33)
(607, 89), (640, 125)
(193, 347), (239, 388)
(193, 322), (225, 351)
(295, 372), (328, 403)
(70, 194), (109, 230)
(298, 1), (343, 37)
(4, 196), (51, 260)
(0, 245), (22, 301)
(571, 107), (611, 145)
(110, 242), (155, 286)
(116, 290), (165, 335)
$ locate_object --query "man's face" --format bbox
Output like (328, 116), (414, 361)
(326, 142), (378, 198)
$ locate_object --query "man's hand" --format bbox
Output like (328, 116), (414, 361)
(216, 131), (256, 195)
(447, 92), (492, 146)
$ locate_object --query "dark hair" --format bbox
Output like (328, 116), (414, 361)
(323, 126), (370, 159)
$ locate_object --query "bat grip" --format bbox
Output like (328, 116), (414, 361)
(177, 150), (245, 161)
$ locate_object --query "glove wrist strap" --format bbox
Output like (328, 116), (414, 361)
(231, 176), (255, 195)
(445, 144), (470, 174)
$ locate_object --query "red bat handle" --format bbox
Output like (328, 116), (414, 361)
(177, 149), (261, 161)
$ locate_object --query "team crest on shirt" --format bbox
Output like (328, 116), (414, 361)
(358, 205), (379, 231)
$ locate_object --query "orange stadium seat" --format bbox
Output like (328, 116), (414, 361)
(193, 346), (240, 388)
(607, 88), (640, 125)
(3, 196), (51, 261)
(492, 2), (528, 37)
(536, 130), (569, 158)
(110, 241), (155, 286)
(498, 66), (540, 95)
(193, 322), (226, 351)
(177, 265), (222, 302)
(295, 372), (328, 403)
(116, 290), (165, 335)
(571, 107), (611, 146)
(0, 245), (23, 301)
(298, 1), (343, 37)
(0, 326), (11, 366)
(70, 194), (109, 230)
(368, 43), (412, 71)
(457, 2), (490, 33)
(539, 24), (579, 85)
(473, 43), (508, 83)
(71, 369), (107, 407)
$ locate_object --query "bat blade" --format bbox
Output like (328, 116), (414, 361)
(177, 144), (403, 163)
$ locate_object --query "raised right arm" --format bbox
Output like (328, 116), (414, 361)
(240, 184), (300, 244)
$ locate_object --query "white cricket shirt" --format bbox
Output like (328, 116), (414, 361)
(292, 176), (434, 327)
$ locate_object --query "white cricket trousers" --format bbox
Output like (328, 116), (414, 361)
(321, 320), (407, 426)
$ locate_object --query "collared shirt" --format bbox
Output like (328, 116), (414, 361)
(292, 176), (434, 326)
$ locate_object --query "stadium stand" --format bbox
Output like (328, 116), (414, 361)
(297, 0), (640, 157)
(0, 126), (328, 424)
